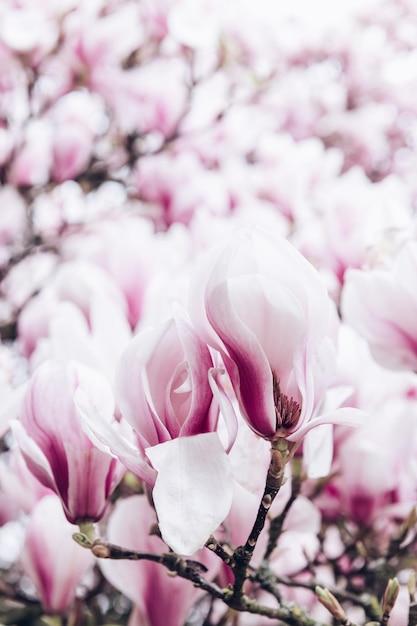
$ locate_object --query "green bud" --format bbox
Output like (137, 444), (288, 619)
(382, 577), (400, 613)
(315, 586), (346, 621)
(72, 532), (93, 549)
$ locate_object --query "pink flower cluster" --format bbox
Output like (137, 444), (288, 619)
(0, 0), (417, 625)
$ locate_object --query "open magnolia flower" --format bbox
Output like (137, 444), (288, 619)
(190, 228), (363, 475)
(76, 305), (235, 555)
(342, 240), (417, 372)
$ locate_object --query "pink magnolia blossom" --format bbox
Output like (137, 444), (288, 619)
(48, 91), (103, 182)
(0, 186), (27, 250)
(100, 495), (220, 626)
(77, 306), (234, 554)
(17, 260), (128, 359)
(0, 448), (53, 517)
(0, 7), (59, 59)
(190, 228), (362, 474)
(92, 57), (188, 136)
(61, 216), (189, 329)
(12, 359), (120, 524)
(295, 168), (412, 293)
(8, 120), (53, 187)
(20, 494), (94, 614)
(134, 152), (230, 228)
(342, 240), (417, 371)
(317, 390), (417, 527)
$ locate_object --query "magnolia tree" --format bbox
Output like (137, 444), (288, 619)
(1, 1), (417, 625)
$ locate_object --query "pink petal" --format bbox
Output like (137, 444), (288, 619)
(116, 326), (171, 446)
(10, 419), (57, 493)
(292, 407), (366, 442)
(146, 433), (233, 555)
(208, 367), (238, 452)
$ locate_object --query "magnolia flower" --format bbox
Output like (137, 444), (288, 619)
(76, 305), (234, 554)
(12, 359), (120, 524)
(20, 495), (94, 615)
(341, 240), (417, 371)
(190, 228), (362, 474)
(100, 495), (220, 626)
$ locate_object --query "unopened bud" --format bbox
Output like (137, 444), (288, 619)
(397, 506), (417, 545)
(408, 571), (416, 599)
(382, 577), (400, 614)
(315, 586), (346, 621)
(72, 532), (93, 549)
(356, 540), (367, 558)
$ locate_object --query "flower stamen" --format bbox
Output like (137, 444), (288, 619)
(272, 370), (301, 432)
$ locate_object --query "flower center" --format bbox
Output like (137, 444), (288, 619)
(272, 370), (301, 432)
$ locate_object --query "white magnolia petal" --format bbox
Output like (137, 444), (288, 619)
(146, 433), (233, 555)
(288, 407), (367, 442)
(303, 424), (334, 479)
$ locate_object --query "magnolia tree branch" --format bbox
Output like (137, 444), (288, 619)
(72, 535), (333, 625)
(227, 439), (288, 607)
(70, 437), (412, 626)
(264, 456), (303, 561)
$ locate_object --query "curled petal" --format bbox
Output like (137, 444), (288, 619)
(208, 367), (238, 453)
(75, 389), (156, 487)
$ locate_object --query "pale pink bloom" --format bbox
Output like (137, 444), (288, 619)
(0, 448), (53, 516)
(18, 260), (127, 359)
(317, 102), (396, 176)
(167, 0), (222, 48)
(28, 298), (132, 385)
(8, 120), (53, 186)
(295, 168), (412, 291)
(47, 92), (105, 182)
(190, 229), (362, 475)
(317, 393), (417, 526)
(100, 495), (219, 626)
(77, 306), (234, 554)
(12, 359), (120, 524)
(93, 58), (188, 136)
(0, 43), (29, 126)
(0, 123), (14, 167)
(252, 133), (343, 225)
(135, 152), (230, 227)
(316, 324), (417, 525)
(0, 7), (59, 59)
(0, 341), (27, 438)
(0, 493), (20, 527)
(62, 216), (188, 328)
(50, 125), (93, 183)
(342, 240), (417, 371)
(31, 181), (86, 239)
(2, 252), (57, 312)
(72, 3), (145, 71)
(0, 186), (27, 250)
(20, 495), (94, 614)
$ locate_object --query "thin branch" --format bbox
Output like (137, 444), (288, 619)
(228, 440), (288, 607)
(205, 535), (234, 565)
(90, 540), (225, 600)
(264, 457), (303, 560)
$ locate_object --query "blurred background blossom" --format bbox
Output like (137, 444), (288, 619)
(1, 0), (417, 624)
